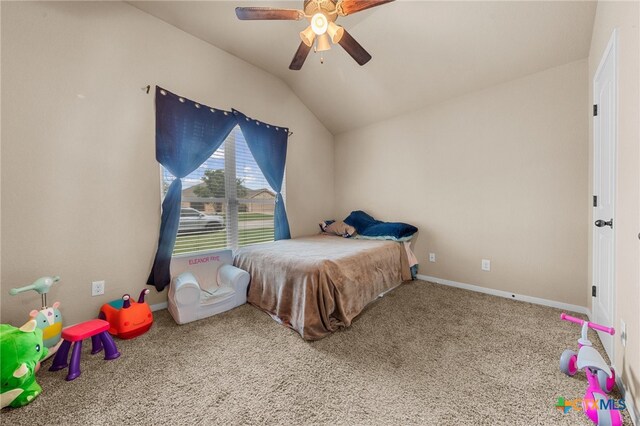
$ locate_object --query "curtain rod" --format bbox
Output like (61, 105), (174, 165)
(141, 85), (293, 137)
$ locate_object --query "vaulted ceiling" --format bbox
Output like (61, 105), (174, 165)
(129, 1), (596, 134)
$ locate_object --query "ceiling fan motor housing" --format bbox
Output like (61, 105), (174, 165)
(303, 0), (338, 21)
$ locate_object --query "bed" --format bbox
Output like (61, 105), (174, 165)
(233, 234), (411, 340)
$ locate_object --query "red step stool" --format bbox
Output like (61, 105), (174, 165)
(49, 319), (120, 381)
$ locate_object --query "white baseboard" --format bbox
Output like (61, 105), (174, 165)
(616, 376), (639, 426)
(416, 274), (590, 315)
(150, 301), (168, 312)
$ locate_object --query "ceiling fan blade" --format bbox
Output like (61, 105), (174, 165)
(338, 29), (372, 66)
(235, 7), (304, 20)
(289, 42), (312, 70)
(337, 0), (394, 16)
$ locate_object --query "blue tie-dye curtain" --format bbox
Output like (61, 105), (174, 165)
(233, 109), (291, 240)
(147, 87), (237, 291)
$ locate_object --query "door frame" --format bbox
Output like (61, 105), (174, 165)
(591, 28), (618, 361)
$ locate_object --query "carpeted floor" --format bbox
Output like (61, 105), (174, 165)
(1, 280), (629, 425)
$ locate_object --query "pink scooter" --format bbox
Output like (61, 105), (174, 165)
(560, 313), (622, 426)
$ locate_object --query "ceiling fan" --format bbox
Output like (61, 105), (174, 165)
(235, 0), (394, 70)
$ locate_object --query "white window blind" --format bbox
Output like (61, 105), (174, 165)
(161, 126), (277, 255)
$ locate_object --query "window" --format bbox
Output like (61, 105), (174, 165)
(162, 126), (278, 255)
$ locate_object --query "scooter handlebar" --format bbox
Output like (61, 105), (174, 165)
(9, 286), (30, 295)
(9, 276), (60, 296)
(560, 313), (615, 335)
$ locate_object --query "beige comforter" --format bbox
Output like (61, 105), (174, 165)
(234, 234), (411, 340)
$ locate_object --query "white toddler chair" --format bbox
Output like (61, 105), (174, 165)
(168, 250), (250, 325)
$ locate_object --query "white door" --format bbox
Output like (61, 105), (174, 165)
(592, 30), (617, 360)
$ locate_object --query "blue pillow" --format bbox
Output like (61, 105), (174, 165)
(343, 211), (381, 233)
(359, 222), (418, 240)
(343, 210), (418, 241)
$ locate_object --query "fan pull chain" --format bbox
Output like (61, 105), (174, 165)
(313, 39), (325, 65)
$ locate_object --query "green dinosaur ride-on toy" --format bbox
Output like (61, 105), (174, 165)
(0, 319), (48, 408)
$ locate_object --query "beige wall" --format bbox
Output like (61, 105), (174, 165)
(1, 1), (636, 414)
(0, 1), (334, 326)
(335, 59), (589, 307)
(588, 0), (640, 416)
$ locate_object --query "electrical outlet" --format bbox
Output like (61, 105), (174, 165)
(92, 280), (105, 296)
(620, 319), (627, 347)
(429, 253), (436, 262)
(481, 259), (491, 271)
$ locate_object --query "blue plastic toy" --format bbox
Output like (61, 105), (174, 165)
(9, 276), (63, 357)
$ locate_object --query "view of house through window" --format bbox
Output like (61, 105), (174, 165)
(162, 126), (278, 255)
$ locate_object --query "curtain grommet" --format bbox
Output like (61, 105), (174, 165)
(178, 97), (185, 103)
(160, 89), (167, 96)
(224, 111), (229, 116)
(210, 108), (215, 113)
(194, 103), (200, 108)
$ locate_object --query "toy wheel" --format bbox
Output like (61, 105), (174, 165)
(597, 367), (616, 393)
(560, 349), (578, 376)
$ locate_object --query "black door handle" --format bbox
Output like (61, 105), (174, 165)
(595, 219), (613, 228)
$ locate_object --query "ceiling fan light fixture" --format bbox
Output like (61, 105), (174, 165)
(327, 22), (344, 43)
(300, 26), (316, 47)
(310, 13), (328, 35)
(316, 33), (331, 52)
(236, 0), (396, 70)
